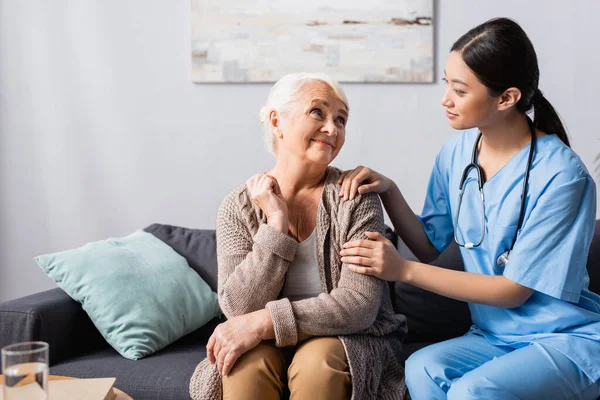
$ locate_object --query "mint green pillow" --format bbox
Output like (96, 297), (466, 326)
(35, 230), (220, 360)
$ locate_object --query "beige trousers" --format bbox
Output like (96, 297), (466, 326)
(222, 337), (351, 400)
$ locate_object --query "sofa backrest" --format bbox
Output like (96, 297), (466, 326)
(393, 240), (472, 343)
(145, 220), (600, 344)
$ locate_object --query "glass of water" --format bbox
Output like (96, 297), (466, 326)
(1, 341), (49, 400)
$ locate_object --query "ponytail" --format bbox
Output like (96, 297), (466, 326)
(532, 89), (570, 147)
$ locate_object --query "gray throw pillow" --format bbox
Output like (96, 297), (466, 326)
(144, 223), (219, 292)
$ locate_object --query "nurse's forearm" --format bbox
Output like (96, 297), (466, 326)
(381, 184), (439, 263)
(403, 261), (534, 308)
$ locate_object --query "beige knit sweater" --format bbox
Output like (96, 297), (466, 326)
(189, 167), (407, 400)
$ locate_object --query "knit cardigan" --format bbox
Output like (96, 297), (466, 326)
(189, 167), (407, 400)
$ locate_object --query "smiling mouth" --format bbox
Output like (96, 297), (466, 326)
(312, 139), (334, 148)
(446, 110), (458, 116)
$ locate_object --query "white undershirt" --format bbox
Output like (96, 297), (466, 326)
(282, 229), (322, 301)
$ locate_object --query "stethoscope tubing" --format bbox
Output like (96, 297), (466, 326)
(453, 118), (537, 266)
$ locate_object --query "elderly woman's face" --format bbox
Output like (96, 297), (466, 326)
(277, 81), (348, 166)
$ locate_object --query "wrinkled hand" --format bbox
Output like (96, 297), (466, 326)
(337, 166), (392, 201)
(246, 173), (288, 232)
(206, 310), (271, 376)
(340, 231), (409, 282)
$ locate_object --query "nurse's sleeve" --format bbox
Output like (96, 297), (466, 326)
(503, 175), (597, 303)
(416, 152), (454, 254)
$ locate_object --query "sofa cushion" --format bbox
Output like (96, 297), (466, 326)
(145, 223), (219, 292)
(50, 319), (219, 400)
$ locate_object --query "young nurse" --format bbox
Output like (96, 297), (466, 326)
(338, 18), (600, 399)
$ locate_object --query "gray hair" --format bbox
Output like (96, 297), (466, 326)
(259, 73), (349, 155)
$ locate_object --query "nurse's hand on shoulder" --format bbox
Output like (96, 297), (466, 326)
(338, 166), (392, 201)
(341, 231), (409, 282)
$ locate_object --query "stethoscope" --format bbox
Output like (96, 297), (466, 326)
(453, 118), (536, 267)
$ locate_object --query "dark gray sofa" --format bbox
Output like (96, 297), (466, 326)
(1, 221), (598, 400)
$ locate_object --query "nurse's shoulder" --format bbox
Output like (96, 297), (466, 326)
(534, 133), (593, 188)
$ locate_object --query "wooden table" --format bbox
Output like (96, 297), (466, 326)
(0, 374), (133, 399)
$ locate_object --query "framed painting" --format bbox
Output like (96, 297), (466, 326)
(190, 0), (434, 83)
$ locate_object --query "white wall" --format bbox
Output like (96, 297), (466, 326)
(1, 0), (599, 302)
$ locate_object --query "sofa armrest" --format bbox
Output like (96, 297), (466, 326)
(0, 289), (107, 365)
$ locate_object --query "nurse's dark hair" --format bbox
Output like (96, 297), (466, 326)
(451, 17), (570, 147)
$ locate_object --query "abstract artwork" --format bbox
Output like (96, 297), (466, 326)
(190, 0), (433, 83)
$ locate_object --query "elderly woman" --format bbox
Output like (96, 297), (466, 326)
(189, 73), (407, 400)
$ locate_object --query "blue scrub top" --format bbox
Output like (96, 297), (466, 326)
(418, 129), (600, 381)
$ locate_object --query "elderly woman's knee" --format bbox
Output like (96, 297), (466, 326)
(222, 342), (286, 400)
(225, 341), (284, 379)
(288, 337), (350, 390)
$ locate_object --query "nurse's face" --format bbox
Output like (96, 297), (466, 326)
(441, 51), (499, 130)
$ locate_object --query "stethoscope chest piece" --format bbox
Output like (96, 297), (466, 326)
(496, 250), (510, 267)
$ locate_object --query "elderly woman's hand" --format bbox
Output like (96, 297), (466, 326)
(207, 309), (274, 376)
(338, 166), (392, 201)
(246, 173), (289, 233)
